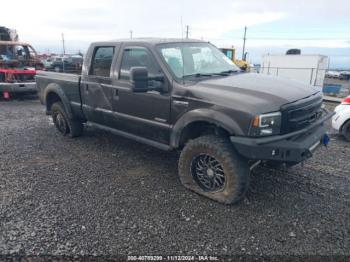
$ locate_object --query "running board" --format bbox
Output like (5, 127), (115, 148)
(88, 122), (171, 151)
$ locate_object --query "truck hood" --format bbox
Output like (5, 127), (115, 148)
(189, 73), (321, 114)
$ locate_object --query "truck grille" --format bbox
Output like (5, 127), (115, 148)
(281, 94), (323, 133)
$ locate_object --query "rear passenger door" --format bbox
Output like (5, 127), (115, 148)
(80, 45), (118, 126)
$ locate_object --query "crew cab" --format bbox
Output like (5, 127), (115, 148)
(36, 39), (332, 204)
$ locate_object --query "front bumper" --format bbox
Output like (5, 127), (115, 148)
(230, 112), (334, 163)
(0, 82), (37, 94)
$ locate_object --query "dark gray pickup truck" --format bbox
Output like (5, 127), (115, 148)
(36, 38), (332, 204)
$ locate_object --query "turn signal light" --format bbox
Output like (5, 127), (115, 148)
(252, 116), (260, 127)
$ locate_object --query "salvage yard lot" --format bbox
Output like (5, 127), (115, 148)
(0, 99), (349, 256)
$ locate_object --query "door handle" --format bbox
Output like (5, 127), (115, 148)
(173, 100), (189, 106)
(85, 84), (89, 91)
(114, 89), (119, 96)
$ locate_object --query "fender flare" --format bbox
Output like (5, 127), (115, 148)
(44, 83), (73, 119)
(170, 108), (244, 148)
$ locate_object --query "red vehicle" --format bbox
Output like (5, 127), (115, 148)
(0, 41), (44, 98)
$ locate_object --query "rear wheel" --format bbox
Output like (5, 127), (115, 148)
(341, 120), (350, 141)
(51, 102), (83, 137)
(178, 135), (250, 204)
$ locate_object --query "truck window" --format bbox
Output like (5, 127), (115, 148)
(90, 46), (115, 77)
(160, 47), (184, 78)
(119, 48), (160, 80)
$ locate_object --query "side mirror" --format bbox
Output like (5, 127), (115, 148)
(130, 67), (149, 92)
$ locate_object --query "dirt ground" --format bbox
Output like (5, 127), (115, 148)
(0, 98), (349, 259)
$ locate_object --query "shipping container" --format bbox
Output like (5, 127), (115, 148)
(260, 54), (328, 88)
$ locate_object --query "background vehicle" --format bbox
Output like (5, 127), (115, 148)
(36, 38), (332, 204)
(46, 55), (83, 73)
(332, 96), (350, 141)
(0, 40), (43, 98)
(0, 26), (18, 41)
(339, 71), (350, 81)
(219, 47), (250, 71)
(326, 70), (341, 79)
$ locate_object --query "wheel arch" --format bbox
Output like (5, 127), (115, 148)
(340, 118), (350, 134)
(170, 109), (243, 149)
(44, 83), (73, 119)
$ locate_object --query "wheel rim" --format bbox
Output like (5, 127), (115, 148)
(54, 112), (67, 134)
(191, 154), (226, 192)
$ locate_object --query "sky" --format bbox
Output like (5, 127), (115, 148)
(1, 0), (349, 68)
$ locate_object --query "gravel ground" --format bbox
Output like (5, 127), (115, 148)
(0, 98), (349, 258)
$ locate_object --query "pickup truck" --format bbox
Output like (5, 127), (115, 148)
(36, 38), (332, 204)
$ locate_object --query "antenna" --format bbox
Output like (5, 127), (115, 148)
(186, 25), (189, 39)
(130, 30), (133, 39)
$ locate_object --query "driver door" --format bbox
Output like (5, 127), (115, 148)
(111, 45), (172, 145)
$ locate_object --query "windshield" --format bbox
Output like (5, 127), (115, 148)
(158, 42), (240, 79)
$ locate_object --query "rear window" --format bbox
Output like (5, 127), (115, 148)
(90, 46), (115, 77)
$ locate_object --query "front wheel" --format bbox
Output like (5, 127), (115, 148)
(178, 135), (250, 204)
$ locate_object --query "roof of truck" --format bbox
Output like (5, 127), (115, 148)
(91, 38), (206, 46)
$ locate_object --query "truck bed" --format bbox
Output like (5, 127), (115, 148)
(35, 71), (84, 118)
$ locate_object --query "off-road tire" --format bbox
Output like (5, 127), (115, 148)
(341, 120), (350, 141)
(178, 135), (250, 204)
(51, 102), (83, 137)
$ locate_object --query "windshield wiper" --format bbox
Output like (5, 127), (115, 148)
(219, 69), (240, 74)
(183, 70), (239, 78)
(183, 73), (213, 78)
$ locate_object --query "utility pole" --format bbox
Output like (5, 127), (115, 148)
(242, 26), (247, 60)
(130, 30), (133, 39)
(186, 25), (189, 39)
(61, 33), (66, 72)
(61, 33), (66, 56)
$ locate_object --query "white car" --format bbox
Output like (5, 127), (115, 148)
(326, 71), (341, 78)
(332, 96), (350, 141)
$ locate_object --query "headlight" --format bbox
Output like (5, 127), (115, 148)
(249, 112), (281, 136)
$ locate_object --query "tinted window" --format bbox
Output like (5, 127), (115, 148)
(119, 48), (160, 80)
(161, 47), (183, 78)
(90, 46), (114, 77)
(158, 43), (239, 78)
